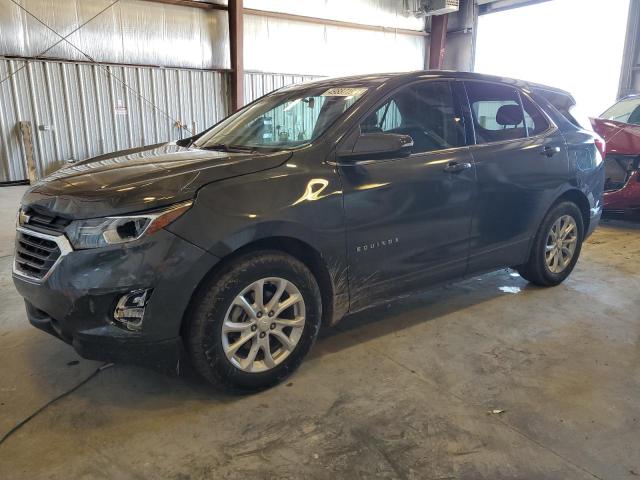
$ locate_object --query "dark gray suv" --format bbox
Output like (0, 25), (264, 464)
(13, 71), (604, 391)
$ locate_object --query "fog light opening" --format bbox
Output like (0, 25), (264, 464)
(113, 289), (153, 331)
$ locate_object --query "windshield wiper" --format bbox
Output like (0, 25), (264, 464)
(200, 143), (259, 153)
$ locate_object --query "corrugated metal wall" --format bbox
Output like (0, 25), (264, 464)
(0, 57), (230, 182)
(0, 0), (424, 75)
(0, 0), (428, 182)
(0, 60), (325, 183)
(0, 0), (230, 70)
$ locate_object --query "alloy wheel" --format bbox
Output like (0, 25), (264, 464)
(221, 277), (306, 373)
(545, 215), (578, 274)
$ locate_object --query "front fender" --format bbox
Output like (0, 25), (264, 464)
(168, 162), (345, 256)
(203, 219), (331, 257)
(166, 162), (349, 320)
(167, 161), (349, 322)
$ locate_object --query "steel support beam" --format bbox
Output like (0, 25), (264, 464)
(229, 0), (244, 112)
(618, 0), (640, 99)
(141, 0), (227, 10)
(439, 0), (477, 72)
(243, 8), (427, 37)
(428, 14), (448, 70)
(478, 0), (550, 15)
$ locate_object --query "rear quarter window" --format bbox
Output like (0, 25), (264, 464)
(521, 95), (550, 136)
(566, 105), (594, 131)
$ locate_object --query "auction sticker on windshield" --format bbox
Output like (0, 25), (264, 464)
(322, 87), (368, 97)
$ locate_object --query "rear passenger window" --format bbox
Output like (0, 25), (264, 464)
(532, 88), (590, 131)
(466, 82), (526, 143)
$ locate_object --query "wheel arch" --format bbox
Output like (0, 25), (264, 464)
(520, 188), (591, 268)
(553, 188), (591, 238)
(180, 235), (340, 340)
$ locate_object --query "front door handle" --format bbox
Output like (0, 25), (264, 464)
(443, 161), (472, 173)
(541, 146), (561, 157)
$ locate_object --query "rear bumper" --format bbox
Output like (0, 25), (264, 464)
(586, 208), (601, 239)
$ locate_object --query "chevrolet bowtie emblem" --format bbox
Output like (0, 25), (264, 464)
(18, 210), (31, 226)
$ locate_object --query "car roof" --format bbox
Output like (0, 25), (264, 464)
(278, 70), (573, 99)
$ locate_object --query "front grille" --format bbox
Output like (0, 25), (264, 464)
(14, 231), (62, 280)
(22, 208), (70, 233)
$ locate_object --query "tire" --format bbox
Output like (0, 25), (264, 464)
(186, 250), (322, 392)
(517, 201), (584, 287)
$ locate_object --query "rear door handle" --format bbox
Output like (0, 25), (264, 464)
(541, 146), (561, 157)
(443, 161), (472, 173)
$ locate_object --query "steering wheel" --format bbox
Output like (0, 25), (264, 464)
(422, 128), (448, 149)
(390, 125), (449, 152)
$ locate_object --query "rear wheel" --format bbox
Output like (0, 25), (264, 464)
(187, 251), (322, 392)
(517, 201), (584, 286)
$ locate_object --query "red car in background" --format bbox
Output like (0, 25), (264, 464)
(592, 95), (640, 216)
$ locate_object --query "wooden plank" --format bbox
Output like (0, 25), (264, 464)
(19, 121), (37, 184)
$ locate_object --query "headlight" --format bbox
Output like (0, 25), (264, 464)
(65, 201), (193, 249)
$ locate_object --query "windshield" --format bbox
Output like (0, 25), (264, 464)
(194, 85), (369, 151)
(601, 97), (640, 125)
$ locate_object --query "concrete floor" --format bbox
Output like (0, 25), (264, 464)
(0, 185), (639, 480)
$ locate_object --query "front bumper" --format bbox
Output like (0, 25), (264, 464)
(13, 228), (220, 370)
(24, 300), (184, 369)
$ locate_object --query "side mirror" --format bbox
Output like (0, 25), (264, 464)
(339, 133), (414, 160)
(175, 137), (195, 147)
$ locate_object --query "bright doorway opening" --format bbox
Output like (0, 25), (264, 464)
(475, 0), (630, 117)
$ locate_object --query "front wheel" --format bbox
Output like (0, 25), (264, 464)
(517, 201), (584, 286)
(186, 251), (322, 392)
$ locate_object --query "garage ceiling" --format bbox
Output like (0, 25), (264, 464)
(477, 0), (551, 15)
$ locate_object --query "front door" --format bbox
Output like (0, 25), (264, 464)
(338, 80), (476, 312)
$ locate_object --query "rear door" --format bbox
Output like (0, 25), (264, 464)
(463, 81), (569, 273)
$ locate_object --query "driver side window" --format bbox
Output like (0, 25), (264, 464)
(361, 100), (402, 133)
(360, 81), (465, 154)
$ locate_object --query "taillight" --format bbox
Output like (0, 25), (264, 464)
(594, 135), (606, 159)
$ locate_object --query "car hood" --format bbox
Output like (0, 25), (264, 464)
(21, 143), (292, 219)
(591, 118), (640, 156)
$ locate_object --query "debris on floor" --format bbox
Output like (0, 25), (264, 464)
(498, 286), (521, 294)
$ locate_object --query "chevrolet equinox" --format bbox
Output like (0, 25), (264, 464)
(13, 72), (605, 391)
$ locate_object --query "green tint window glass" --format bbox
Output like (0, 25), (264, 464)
(361, 100), (402, 133)
(360, 81), (465, 154)
(472, 99), (522, 130)
(195, 86), (368, 150)
(601, 97), (640, 125)
(466, 82), (526, 143)
(521, 95), (550, 136)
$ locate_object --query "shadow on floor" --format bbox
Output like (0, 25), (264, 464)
(16, 268), (533, 410)
(600, 214), (640, 229)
